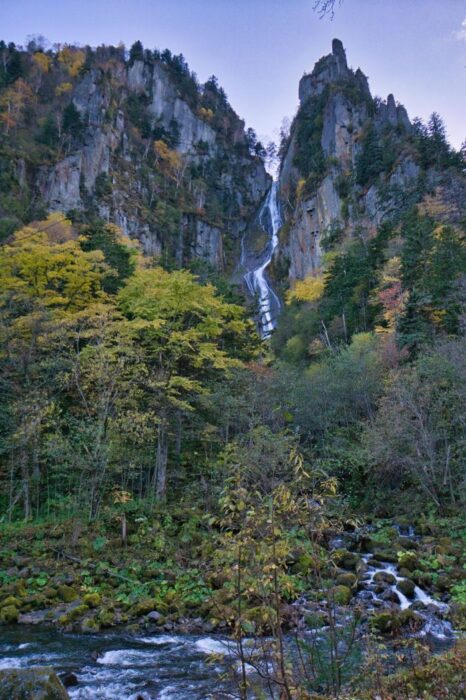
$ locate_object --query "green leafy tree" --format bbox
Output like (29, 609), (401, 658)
(117, 267), (257, 500)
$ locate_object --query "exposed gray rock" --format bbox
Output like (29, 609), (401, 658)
(150, 63), (216, 154)
(194, 220), (224, 268)
(32, 55), (268, 271)
(277, 40), (425, 283)
(299, 37), (350, 103)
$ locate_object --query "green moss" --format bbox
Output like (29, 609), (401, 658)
(83, 592), (101, 608)
(57, 585), (78, 603)
(336, 572), (357, 588)
(0, 595), (21, 609)
(331, 585), (352, 605)
(0, 667), (69, 699)
(57, 604), (89, 626)
(370, 611), (401, 634)
(0, 605), (19, 623)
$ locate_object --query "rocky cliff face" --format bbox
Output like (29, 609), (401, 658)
(275, 39), (440, 284)
(0, 44), (269, 271)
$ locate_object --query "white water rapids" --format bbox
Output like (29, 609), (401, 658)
(242, 181), (282, 338)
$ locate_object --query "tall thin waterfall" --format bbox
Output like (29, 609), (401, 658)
(242, 181), (282, 338)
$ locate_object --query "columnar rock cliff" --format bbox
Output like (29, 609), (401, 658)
(0, 42), (269, 271)
(275, 39), (464, 285)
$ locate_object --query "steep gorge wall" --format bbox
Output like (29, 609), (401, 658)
(276, 39), (428, 284)
(0, 44), (269, 272)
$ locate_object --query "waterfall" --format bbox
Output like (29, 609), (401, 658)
(242, 181), (282, 338)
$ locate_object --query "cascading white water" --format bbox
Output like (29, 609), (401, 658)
(242, 181), (282, 338)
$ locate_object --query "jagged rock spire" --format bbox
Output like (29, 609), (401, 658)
(299, 38), (351, 102)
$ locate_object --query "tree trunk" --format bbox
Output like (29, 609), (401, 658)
(20, 452), (31, 520)
(154, 418), (169, 500)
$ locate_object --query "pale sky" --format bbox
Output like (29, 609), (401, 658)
(2, 0), (465, 149)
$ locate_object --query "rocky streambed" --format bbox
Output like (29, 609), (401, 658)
(0, 522), (463, 698)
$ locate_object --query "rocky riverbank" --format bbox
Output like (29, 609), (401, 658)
(1, 515), (464, 643)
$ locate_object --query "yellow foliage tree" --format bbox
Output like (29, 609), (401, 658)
(286, 274), (325, 304)
(0, 216), (109, 313)
(33, 52), (51, 73)
(0, 79), (34, 134)
(153, 139), (185, 187)
(55, 82), (73, 96)
(58, 47), (85, 77)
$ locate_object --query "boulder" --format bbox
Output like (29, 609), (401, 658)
(83, 592), (101, 608)
(0, 595), (21, 609)
(334, 549), (360, 571)
(0, 667), (69, 699)
(397, 578), (416, 598)
(397, 552), (418, 572)
(331, 585), (352, 605)
(57, 585), (78, 603)
(374, 571), (396, 586)
(381, 589), (402, 604)
(370, 611), (400, 634)
(336, 572), (358, 588)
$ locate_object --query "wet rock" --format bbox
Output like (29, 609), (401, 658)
(397, 578), (416, 598)
(18, 609), (51, 625)
(380, 589), (401, 605)
(0, 667), (70, 699)
(60, 672), (78, 688)
(374, 571), (396, 586)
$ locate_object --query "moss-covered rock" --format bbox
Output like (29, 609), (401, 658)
(129, 598), (160, 617)
(397, 551), (418, 571)
(331, 585), (352, 605)
(434, 573), (452, 592)
(57, 585), (78, 603)
(373, 550), (398, 564)
(304, 612), (327, 629)
(57, 604), (89, 626)
(374, 571), (396, 586)
(0, 604), (19, 623)
(80, 617), (100, 633)
(336, 572), (357, 588)
(334, 549), (360, 571)
(291, 552), (315, 575)
(370, 611), (401, 634)
(399, 608), (423, 630)
(0, 595), (21, 609)
(397, 578), (416, 598)
(0, 667), (69, 699)
(83, 592), (101, 608)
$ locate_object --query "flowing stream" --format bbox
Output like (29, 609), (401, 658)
(241, 181), (282, 338)
(0, 628), (238, 699)
(0, 525), (456, 698)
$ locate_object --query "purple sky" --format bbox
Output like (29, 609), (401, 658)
(3, 0), (465, 149)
